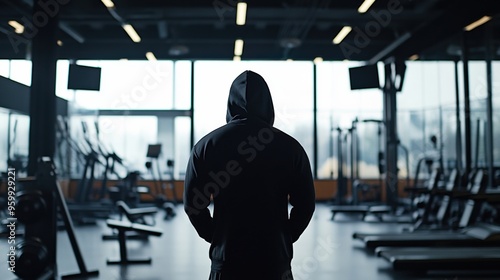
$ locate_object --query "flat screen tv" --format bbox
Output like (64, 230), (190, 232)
(348, 64), (380, 90)
(67, 64), (102, 91)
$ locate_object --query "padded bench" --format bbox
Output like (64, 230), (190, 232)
(106, 219), (163, 265)
(116, 200), (158, 225)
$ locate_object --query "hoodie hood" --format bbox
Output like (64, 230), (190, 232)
(226, 70), (275, 125)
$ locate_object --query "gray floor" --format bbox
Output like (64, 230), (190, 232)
(3, 203), (500, 280)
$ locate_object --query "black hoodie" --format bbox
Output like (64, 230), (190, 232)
(184, 70), (315, 279)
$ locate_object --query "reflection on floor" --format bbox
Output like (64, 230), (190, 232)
(2, 203), (500, 280)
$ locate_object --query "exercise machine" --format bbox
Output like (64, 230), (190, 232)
(11, 157), (98, 279)
(145, 144), (178, 220)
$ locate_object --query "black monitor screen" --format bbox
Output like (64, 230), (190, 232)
(348, 64), (380, 90)
(67, 64), (102, 91)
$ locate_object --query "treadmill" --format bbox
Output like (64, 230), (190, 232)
(331, 169), (441, 221)
(354, 170), (500, 249)
(378, 246), (500, 271)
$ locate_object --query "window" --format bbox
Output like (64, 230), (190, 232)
(316, 61), (383, 179)
(193, 61), (314, 169)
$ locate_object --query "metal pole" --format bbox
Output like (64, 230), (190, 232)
(190, 60), (195, 148)
(454, 60), (463, 174)
(313, 64), (318, 179)
(461, 32), (472, 182)
(383, 60), (399, 209)
(485, 22), (494, 188)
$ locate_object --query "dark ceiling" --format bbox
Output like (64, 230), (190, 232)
(0, 0), (499, 61)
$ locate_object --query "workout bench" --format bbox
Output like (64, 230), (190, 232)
(106, 219), (163, 265)
(103, 201), (158, 240)
(116, 200), (158, 226)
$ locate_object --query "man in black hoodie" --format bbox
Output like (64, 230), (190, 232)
(184, 70), (315, 280)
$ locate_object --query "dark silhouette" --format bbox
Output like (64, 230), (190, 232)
(184, 70), (315, 280)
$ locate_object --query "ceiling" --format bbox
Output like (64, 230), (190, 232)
(0, 0), (499, 61)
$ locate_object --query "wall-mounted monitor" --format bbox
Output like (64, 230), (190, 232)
(67, 64), (102, 91)
(348, 64), (380, 90)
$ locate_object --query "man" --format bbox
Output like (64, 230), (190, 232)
(184, 70), (315, 280)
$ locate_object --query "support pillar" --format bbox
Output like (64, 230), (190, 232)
(27, 3), (59, 175)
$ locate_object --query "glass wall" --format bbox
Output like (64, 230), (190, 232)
(0, 110), (8, 172)
(57, 60), (175, 110)
(316, 61), (383, 179)
(397, 61), (456, 179)
(1, 58), (498, 181)
(193, 61), (314, 169)
(0, 59), (32, 86)
(493, 62), (500, 165)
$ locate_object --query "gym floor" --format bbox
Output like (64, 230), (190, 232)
(2, 203), (500, 280)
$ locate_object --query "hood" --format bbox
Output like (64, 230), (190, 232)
(226, 70), (275, 125)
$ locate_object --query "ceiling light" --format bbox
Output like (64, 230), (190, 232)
(122, 24), (141, 43)
(233, 56), (241, 61)
(464, 16), (492, 31)
(169, 45), (189, 56)
(313, 57), (323, 64)
(280, 38), (302, 49)
(57, 40), (63, 46)
(234, 39), (244, 56)
(408, 54), (419, 61)
(332, 26), (352, 44)
(146, 52), (157, 61)
(286, 59), (293, 62)
(101, 0), (115, 8)
(358, 0), (376, 13)
(8, 20), (24, 34)
(236, 2), (247, 26)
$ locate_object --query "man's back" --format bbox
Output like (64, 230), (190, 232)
(184, 71), (315, 279)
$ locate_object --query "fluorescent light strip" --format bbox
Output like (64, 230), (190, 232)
(146, 52), (157, 61)
(101, 0), (115, 8)
(358, 0), (376, 14)
(332, 26), (352, 44)
(122, 24), (141, 43)
(408, 54), (419, 61)
(233, 56), (241, 61)
(8, 20), (24, 34)
(313, 57), (323, 64)
(464, 16), (492, 31)
(236, 2), (247, 25)
(234, 39), (244, 56)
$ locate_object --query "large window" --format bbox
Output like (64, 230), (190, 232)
(2, 58), (497, 181)
(57, 60), (175, 110)
(492, 61), (500, 164)
(0, 109), (9, 172)
(193, 61), (314, 169)
(397, 61), (455, 178)
(316, 61), (383, 179)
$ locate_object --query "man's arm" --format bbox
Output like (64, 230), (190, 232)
(289, 148), (316, 242)
(184, 151), (214, 243)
